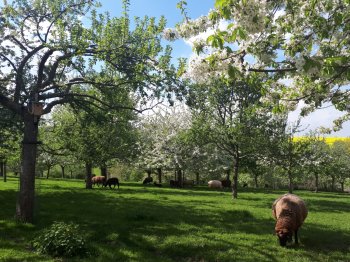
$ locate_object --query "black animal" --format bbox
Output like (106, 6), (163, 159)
(220, 179), (231, 188)
(170, 180), (181, 188)
(243, 183), (248, 188)
(265, 183), (269, 188)
(143, 177), (153, 184)
(103, 177), (119, 189)
(153, 182), (162, 187)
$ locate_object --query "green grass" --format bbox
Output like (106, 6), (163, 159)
(0, 177), (349, 262)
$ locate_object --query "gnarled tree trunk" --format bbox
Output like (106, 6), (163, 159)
(15, 115), (39, 223)
(60, 164), (65, 179)
(157, 168), (162, 183)
(0, 161), (3, 177)
(226, 169), (230, 181)
(232, 156), (239, 199)
(254, 174), (258, 188)
(314, 173), (319, 193)
(85, 162), (93, 189)
(100, 165), (107, 179)
(46, 165), (51, 179)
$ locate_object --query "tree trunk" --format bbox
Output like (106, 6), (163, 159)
(226, 169), (230, 181)
(288, 171), (293, 194)
(157, 168), (162, 183)
(314, 173), (319, 193)
(85, 162), (93, 189)
(331, 176), (335, 191)
(196, 172), (199, 185)
(60, 165), (65, 179)
(3, 161), (7, 182)
(100, 166), (107, 179)
(178, 169), (183, 188)
(254, 174), (258, 188)
(15, 116), (39, 223)
(340, 181), (344, 192)
(232, 157), (239, 199)
(0, 161), (3, 177)
(46, 165), (51, 179)
(146, 169), (151, 178)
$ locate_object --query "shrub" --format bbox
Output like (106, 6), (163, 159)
(32, 221), (89, 258)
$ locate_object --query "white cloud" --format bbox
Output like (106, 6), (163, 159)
(288, 101), (350, 137)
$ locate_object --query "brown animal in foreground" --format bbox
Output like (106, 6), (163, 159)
(92, 176), (106, 187)
(272, 193), (308, 246)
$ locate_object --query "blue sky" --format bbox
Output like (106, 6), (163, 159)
(98, 0), (214, 61)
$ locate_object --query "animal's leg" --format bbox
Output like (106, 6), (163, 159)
(294, 229), (299, 245)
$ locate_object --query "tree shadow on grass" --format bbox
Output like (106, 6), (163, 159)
(1, 184), (349, 262)
(306, 198), (350, 213)
(31, 189), (279, 261)
(302, 222), (350, 251)
(275, 222), (350, 262)
(0, 189), (17, 219)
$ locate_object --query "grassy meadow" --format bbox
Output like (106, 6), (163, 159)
(0, 177), (349, 262)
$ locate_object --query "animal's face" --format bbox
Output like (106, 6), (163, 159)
(276, 229), (292, 247)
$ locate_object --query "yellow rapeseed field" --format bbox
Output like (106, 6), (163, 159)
(293, 137), (350, 145)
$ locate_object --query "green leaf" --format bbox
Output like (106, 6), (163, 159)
(229, 28), (238, 42)
(228, 65), (237, 78)
(236, 27), (247, 40)
(215, 0), (227, 9)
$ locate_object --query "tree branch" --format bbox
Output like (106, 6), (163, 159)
(0, 53), (17, 72)
(14, 45), (46, 103)
(0, 93), (22, 114)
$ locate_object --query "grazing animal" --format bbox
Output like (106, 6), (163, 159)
(208, 180), (223, 189)
(272, 194), (308, 247)
(220, 179), (231, 188)
(183, 180), (195, 187)
(92, 176), (106, 187)
(84, 174), (96, 183)
(153, 182), (162, 187)
(104, 177), (119, 189)
(143, 177), (153, 184)
(170, 180), (180, 188)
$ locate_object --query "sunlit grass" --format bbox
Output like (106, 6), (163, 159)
(0, 177), (349, 261)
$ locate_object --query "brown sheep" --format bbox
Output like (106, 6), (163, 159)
(92, 176), (106, 187)
(183, 180), (195, 187)
(272, 193), (308, 246)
